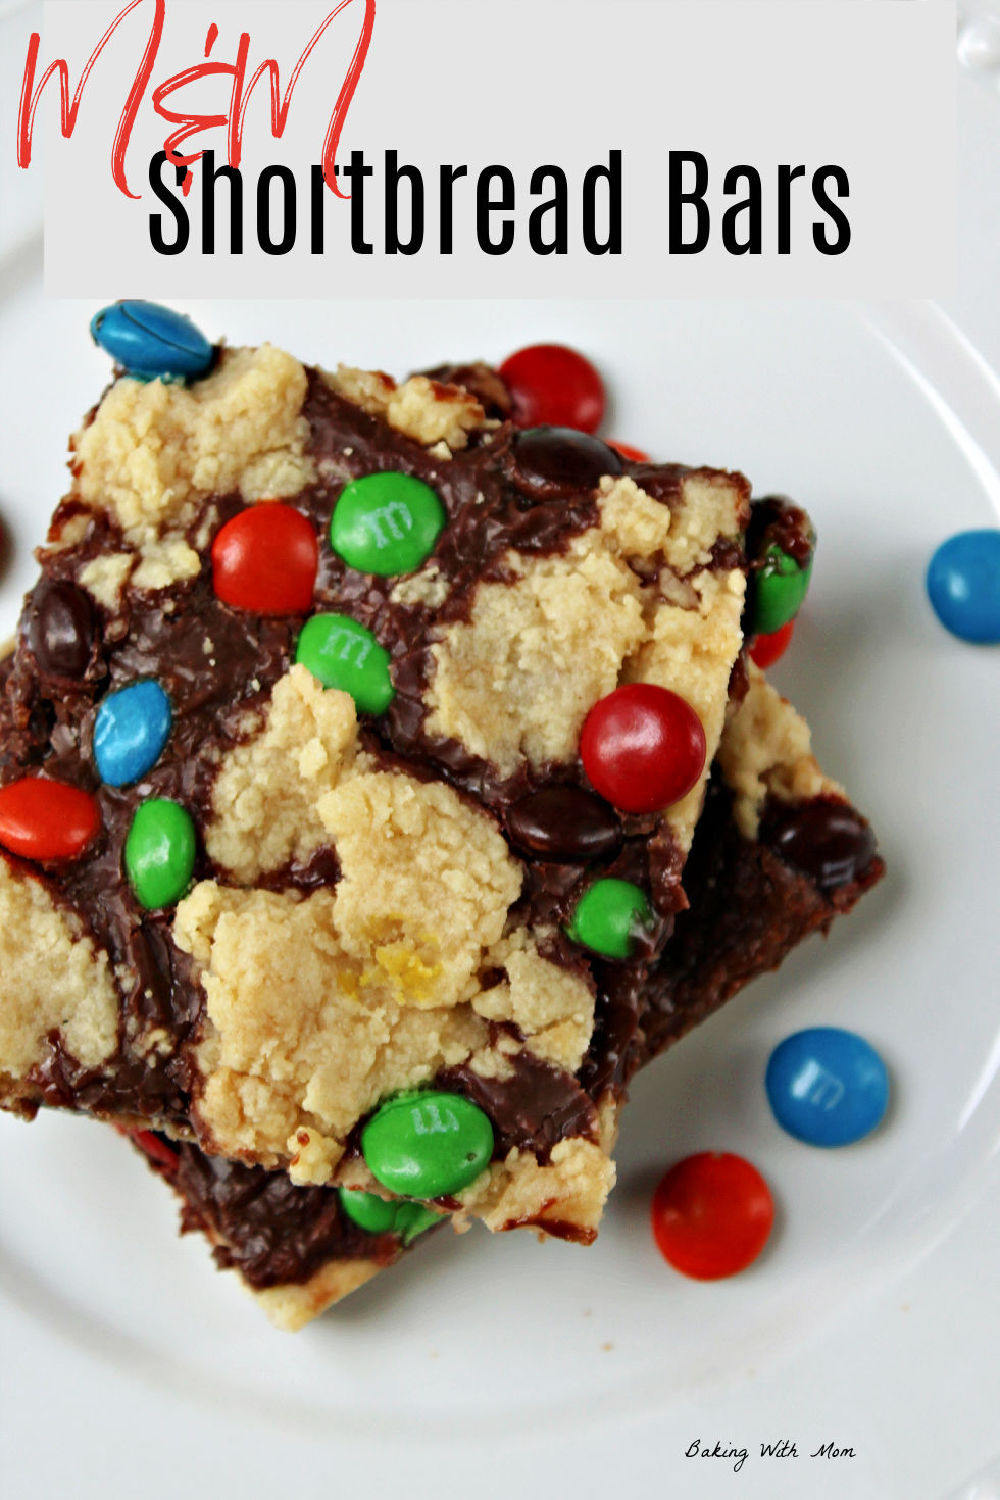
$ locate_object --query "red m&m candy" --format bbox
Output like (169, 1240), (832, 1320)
(749, 618), (795, 670)
(651, 1151), (774, 1280)
(608, 441), (650, 463)
(580, 684), (706, 814)
(211, 503), (318, 614)
(498, 344), (605, 434)
(120, 1127), (180, 1172)
(0, 778), (101, 861)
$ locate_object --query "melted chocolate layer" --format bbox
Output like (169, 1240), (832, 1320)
(144, 1135), (404, 1290)
(440, 1035), (598, 1160)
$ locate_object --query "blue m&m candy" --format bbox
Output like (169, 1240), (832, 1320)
(90, 301), (214, 383)
(93, 681), (172, 787)
(926, 529), (1000, 644)
(765, 1027), (889, 1148)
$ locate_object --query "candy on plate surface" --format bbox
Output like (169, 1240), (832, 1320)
(650, 1151), (775, 1280)
(926, 529), (1000, 644)
(765, 1027), (890, 1147)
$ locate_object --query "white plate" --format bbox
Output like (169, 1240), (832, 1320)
(2, 291), (999, 1500)
(3, 39), (1000, 1500)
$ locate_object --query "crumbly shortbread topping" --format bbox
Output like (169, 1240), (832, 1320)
(324, 366), (489, 452)
(207, 665), (359, 883)
(74, 347), (315, 544)
(472, 931), (595, 1072)
(180, 720), (594, 1196)
(717, 663), (842, 839)
(424, 537), (648, 772)
(0, 858), (118, 1080)
(623, 566), (746, 850)
(426, 468), (748, 856)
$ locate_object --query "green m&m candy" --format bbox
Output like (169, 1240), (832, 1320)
(392, 1201), (446, 1244)
(338, 1187), (399, 1234)
(750, 545), (813, 637)
(125, 798), (196, 909)
(338, 1188), (443, 1244)
(566, 878), (653, 959)
(295, 613), (395, 715)
(331, 472), (445, 576)
(361, 1091), (494, 1199)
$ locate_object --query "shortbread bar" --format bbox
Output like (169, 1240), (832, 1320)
(0, 327), (755, 1243)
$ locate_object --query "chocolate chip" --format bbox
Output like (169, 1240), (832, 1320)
(27, 580), (97, 679)
(507, 787), (622, 862)
(508, 427), (622, 498)
(761, 798), (877, 893)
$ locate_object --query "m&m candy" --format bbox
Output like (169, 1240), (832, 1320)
(295, 614), (395, 714)
(926, 529), (1000, 644)
(90, 301), (214, 383)
(126, 1129), (180, 1172)
(580, 684), (706, 814)
(765, 1027), (890, 1147)
(510, 427), (621, 496)
(338, 1188), (443, 1245)
(27, 580), (96, 680)
(337, 1187), (399, 1235)
(608, 441), (650, 463)
(330, 473), (445, 576)
(651, 1152), (774, 1280)
(125, 799), (197, 909)
(498, 344), (605, 433)
(763, 799), (877, 895)
(361, 1091), (494, 1199)
(212, 505), (318, 614)
(748, 545), (813, 637)
(566, 878), (653, 959)
(0, 778), (101, 862)
(506, 786), (622, 862)
(749, 618), (795, 670)
(93, 681), (172, 787)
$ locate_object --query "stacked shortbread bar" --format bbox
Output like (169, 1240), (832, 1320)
(0, 318), (883, 1327)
